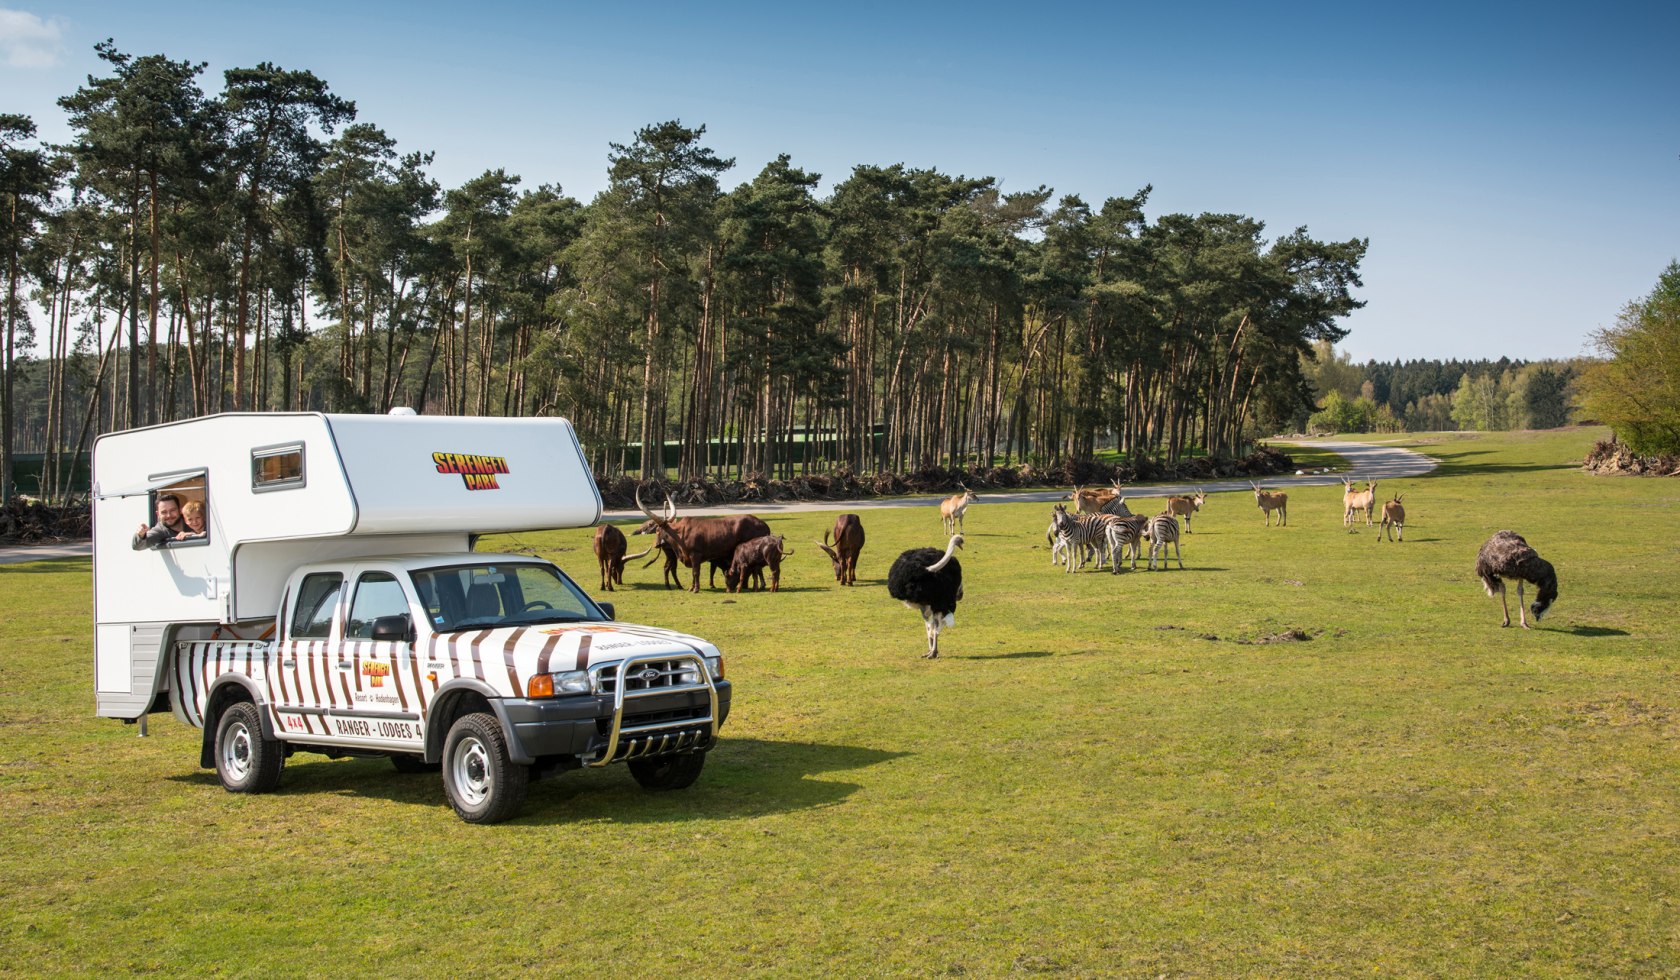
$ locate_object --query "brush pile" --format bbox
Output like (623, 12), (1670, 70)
(0, 496), (92, 543)
(1582, 437), (1680, 476)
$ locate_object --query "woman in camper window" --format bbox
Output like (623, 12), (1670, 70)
(176, 499), (208, 541)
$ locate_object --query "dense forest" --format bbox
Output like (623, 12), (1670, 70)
(2, 43), (1380, 501)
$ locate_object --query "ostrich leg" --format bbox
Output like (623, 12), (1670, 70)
(1498, 581), (1511, 628)
(1517, 580), (1528, 629)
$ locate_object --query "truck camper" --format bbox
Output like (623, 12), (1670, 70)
(92, 411), (730, 823)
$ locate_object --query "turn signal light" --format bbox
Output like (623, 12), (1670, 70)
(527, 674), (555, 698)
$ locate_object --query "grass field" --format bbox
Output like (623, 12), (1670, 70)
(3, 427), (1677, 976)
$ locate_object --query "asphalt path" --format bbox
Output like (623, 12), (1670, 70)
(600, 439), (1436, 520)
(0, 440), (1434, 565)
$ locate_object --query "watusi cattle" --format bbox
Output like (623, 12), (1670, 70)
(815, 514), (865, 585)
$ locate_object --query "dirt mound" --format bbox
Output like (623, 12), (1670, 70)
(1582, 437), (1680, 476)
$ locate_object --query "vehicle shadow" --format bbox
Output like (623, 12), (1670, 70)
(176, 737), (909, 823)
(960, 650), (1052, 660)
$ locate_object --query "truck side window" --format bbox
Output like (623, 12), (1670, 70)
(291, 573), (343, 639)
(346, 572), (408, 639)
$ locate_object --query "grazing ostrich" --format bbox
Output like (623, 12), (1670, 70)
(887, 534), (964, 658)
(1475, 530), (1558, 629)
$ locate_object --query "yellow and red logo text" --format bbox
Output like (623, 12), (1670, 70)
(362, 662), (391, 687)
(432, 451), (510, 491)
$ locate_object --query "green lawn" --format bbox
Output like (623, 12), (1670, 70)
(2, 427), (1676, 975)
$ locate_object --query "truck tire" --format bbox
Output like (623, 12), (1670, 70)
(441, 712), (528, 824)
(390, 755), (440, 775)
(214, 701), (283, 793)
(628, 750), (707, 791)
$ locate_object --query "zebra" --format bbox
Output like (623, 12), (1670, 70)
(1144, 513), (1184, 571)
(1097, 495), (1133, 517)
(1050, 506), (1114, 573)
(1104, 516), (1147, 573)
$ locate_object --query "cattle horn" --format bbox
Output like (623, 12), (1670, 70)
(635, 487), (664, 524)
(624, 546), (654, 562)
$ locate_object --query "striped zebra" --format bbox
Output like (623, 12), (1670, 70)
(1144, 513), (1184, 571)
(1097, 495), (1132, 517)
(1104, 516), (1148, 573)
(1050, 507), (1114, 573)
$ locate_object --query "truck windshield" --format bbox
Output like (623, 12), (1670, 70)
(410, 563), (602, 632)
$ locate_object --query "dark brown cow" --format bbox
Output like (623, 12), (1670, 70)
(635, 490), (771, 593)
(815, 513), (865, 585)
(727, 535), (792, 593)
(633, 526), (683, 589)
(592, 524), (628, 591)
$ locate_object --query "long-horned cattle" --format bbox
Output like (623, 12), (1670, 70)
(1376, 493), (1405, 542)
(592, 524), (629, 591)
(635, 489), (770, 594)
(1250, 482), (1288, 526)
(816, 513), (865, 585)
(888, 534), (964, 658)
(727, 535), (793, 593)
(941, 485), (978, 534)
(1475, 530), (1558, 629)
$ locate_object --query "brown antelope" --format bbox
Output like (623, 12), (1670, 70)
(1250, 482), (1288, 526)
(941, 485), (978, 534)
(1068, 482), (1124, 514)
(1376, 493), (1405, 542)
(1342, 478), (1377, 528)
(1164, 489), (1207, 532)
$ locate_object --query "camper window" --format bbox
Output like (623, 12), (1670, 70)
(252, 444), (305, 492)
(346, 572), (410, 639)
(142, 474), (209, 549)
(291, 572), (344, 639)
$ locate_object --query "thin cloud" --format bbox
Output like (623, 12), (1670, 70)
(0, 7), (65, 69)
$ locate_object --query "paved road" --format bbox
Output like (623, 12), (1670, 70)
(0, 440), (1433, 564)
(600, 439), (1436, 520)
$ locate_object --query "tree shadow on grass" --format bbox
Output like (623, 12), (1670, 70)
(174, 737), (909, 823)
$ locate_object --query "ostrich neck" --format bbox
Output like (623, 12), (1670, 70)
(927, 536), (962, 572)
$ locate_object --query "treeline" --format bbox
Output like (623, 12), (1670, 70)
(1300, 341), (1582, 434)
(0, 42), (1368, 502)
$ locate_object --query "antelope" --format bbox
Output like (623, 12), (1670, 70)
(941, 485), (978, 534)
(1342, 478), (1377, 528)
(1376, 493), (1405, 542)
(1250, 482), (1288, 527)
(1068, 482), (1124, 514)
(1164, 489), (1206, 532)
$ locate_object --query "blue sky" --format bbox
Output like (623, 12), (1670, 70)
(4, 0), (1676, 362)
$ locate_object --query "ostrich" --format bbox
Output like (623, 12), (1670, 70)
(1475, 530), (1558, 629)
(887, 534), (964, 658)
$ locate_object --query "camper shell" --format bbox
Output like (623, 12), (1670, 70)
(92, 412), (730, 823)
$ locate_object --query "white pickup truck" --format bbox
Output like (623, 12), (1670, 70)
(92, 411), (729, 823)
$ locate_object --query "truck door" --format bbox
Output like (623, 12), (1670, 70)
(340, 570), (425, 747)
(272, 571), (344, 737)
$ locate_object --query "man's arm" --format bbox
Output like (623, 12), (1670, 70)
(132, 524), (174, 550)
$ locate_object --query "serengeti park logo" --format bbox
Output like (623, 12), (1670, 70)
(361, 662), (391, 687)
(432, 451), (510, 490)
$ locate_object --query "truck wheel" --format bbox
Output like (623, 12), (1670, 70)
(214, 701), (283, 793)
(441, 712), (528, 824)
(390, 755), (440, 775)
(628, 750), (706, 790)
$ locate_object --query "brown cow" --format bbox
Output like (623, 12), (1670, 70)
(815, 513), (865, 585)
(727, 535), (793, 593)
(634, 525), (683, 589)
(592, 524), (628, 591)
(635, 490), (771, 593)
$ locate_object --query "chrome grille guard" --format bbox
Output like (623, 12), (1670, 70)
(584, 652), (719, 769)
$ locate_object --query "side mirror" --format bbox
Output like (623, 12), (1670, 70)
(371, 614), (413, 644)
(597, 601), (615, 621)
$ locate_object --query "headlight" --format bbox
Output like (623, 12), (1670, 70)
(526, 670), (592, 698)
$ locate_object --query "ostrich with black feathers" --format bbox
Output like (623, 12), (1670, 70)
(888, 534), (964, 658)
(1475, 530), (1558, 629)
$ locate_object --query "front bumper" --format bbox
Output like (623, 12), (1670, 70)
(492, 679), (731, 765)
